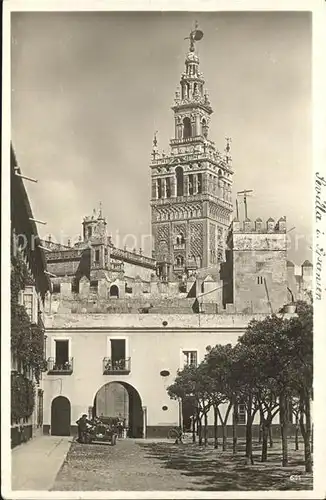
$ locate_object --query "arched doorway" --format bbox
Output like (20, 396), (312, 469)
(51, 396), (71, 436)
(93, 382), (143, 438)
(109, 285), (119, 298)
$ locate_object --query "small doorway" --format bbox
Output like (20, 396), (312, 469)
(51, 396), (71, 436)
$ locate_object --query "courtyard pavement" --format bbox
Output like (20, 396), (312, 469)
(11, 435), (73, 491)
(52, 437), (313, 491)
(9, 435), (313, 492)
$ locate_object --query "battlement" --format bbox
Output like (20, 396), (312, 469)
(231, 216), (286, 234)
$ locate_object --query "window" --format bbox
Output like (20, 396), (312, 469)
(175, 233), (185, 246)
(55, 340), (69, 366)
(176, 167), (184, 196)
(95, 249), (100, 262)
(183, 350), (198, 367)
(166, 178), (171, 198)
(109, 285), (119, 298)
(201, 118), (208, 138)
(197, 173), (202, 194)
(257, 276), (264, 285)
(157, 179), (162, 199)
(53, 283), (61, 293)
(71, 280), (79, 293)
(87, 226), (92, 238)
(183, 117), (192, 139)
(175, 255), (184, 267)
(238, 403), (246, 424)
(23, 293), (33, 321)
(188, 174), (194, 195)
(90, 280), (98, 290)
(111, 339), (126, 365)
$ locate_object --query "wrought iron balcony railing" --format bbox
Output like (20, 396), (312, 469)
(173, 243), (186, 250)
(103, 357), (131, 375)
(47, 357), (73, 375)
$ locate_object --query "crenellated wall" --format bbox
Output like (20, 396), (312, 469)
(228, 217), (288, 314)
(287, 259), (313, 302)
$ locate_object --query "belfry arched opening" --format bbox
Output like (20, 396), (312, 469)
(93, 382), (143, 438)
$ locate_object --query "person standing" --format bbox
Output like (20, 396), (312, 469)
(76, 414), (92, 443)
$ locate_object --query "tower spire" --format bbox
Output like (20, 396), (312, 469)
(225, 137), (232, 165)
(152, 130), (159, 161)
(185, 21), (204, 53)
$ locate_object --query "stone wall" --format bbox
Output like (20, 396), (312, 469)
(230, 218), (288, 314)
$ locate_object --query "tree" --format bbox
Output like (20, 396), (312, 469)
(238, 302), (313, 471)
(286, 300), (313, 473)
(237, 317), (285, 462)
(231, 343), (260, 464)
(167, 363), (211, 446)
(205, 344), (236, 451)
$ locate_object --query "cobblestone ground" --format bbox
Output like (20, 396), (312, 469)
(52, 438), (313, 491)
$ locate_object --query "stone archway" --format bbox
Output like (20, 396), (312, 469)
(93, 382), (143, 438)
(51, 396), (71, 436)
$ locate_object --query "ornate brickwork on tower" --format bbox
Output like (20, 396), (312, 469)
(150, 26), (233, 280)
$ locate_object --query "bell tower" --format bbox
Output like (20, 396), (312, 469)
(150, 24), (234, 280)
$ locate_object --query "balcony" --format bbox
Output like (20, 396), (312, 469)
(174, 243), (186, 250)
(47, 357), (73, 375)
(103, 357), (131, 375)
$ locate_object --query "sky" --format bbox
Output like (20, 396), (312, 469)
(11, 11), (312, 266)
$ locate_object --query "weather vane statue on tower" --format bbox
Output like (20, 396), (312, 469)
(185, 21), (204, 52)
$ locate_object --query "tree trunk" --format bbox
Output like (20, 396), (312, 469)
(311, 423), (313, 454)
(204, 412), (208, 447)
(217, 402), (232, 453)
(222, 424), (227, 451)
(213, 406), (218, 449)
(245, 419), (254, 465)
(258, 410), (263, 444)
(192, 414), (196, 443)
(232, 401), (238, 454)
(280, 393), (289, 467)
(268, 426), (273, 448)
(198, 415), (203, 446)
(245, 397), (254, 465)
(295, 413), (299, 451)
(261, 422), (269, 462)
(299, 391), (313, 473)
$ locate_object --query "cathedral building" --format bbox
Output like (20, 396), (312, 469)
(40, 28), (312, 439)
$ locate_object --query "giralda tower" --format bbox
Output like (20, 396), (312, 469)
(150, 25), (233, 280)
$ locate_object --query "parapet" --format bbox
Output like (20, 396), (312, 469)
(231, 216), (287, 234)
